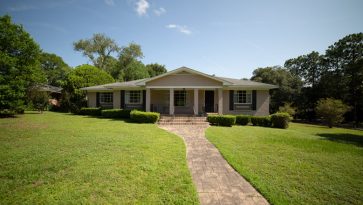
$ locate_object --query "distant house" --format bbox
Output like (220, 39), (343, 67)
(81, 67), (278, 116)
(32, 84), (62, 107)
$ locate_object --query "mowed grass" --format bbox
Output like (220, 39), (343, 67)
(206, 123), (363, 205)
(0, 112), (199, 204)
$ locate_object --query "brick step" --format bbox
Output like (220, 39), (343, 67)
(158, 122), (209, 125)
(158, 116), (208, 125)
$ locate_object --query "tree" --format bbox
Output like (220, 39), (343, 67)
(251, 66), (303, 113)
(115, 43), (144, 80)
(0, 15), (45, 112)
(325, 33), (363, 126)
(284, 51), (324, 87)
(40, 52), (71, 87)
(123, 60), (149, 81)
(316, 98), (350, 128)
(73, 33), (120, 71)
(146, 63), (167, 77)
(61, 64), (114, 112)
(278, 103), (296, 118)
(28, 89), (49, 113)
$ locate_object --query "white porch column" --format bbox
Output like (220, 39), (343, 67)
(146, 88), (150, 112)
(169, 88), (174, 115)
(218, 88), (223, 114)
(194, 88), (199, 115)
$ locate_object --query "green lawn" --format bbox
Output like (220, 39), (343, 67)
(206, 123), (363, 205)
(0, 112), (199, 204)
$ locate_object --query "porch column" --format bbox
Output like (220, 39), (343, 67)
(169, 88), (174, 115)
(146, 88), (150, 112)
(218, 88), (223, 114)
(194, 89), (199, 115)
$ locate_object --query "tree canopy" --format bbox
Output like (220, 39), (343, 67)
(40, 52), (71, 87)
(73, 33), (120, 71)
(251, 66), (303, 113)
(146, 63), (167, 77)
(0, 15), (45, 111)
(61, 64), (114, 112)
(280, 32), (363, 123)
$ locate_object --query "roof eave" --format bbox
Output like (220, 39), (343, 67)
(226, 85), (279, 89)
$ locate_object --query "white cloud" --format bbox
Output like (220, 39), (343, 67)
(136, 0), (149, 16)
(166, 24), (192, 35)
(154, 7), (166, 16)
(104, 0), (115, 6)
(8, 5), (37, 11)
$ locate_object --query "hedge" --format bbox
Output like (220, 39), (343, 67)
(207, 115), (236, 127)
(250, 116), (271, 127)
(101, 109), (131, 118)
(0, 109), (16, 118)
(79, 107), (102, 116)
(236, 115), (250, 125)
(271, 112), (290, 129)
(130, 110), (160, 123)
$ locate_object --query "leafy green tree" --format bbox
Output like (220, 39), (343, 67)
(0, 15), (45, 111)
(316, 98), (350, 128)
(325, 33), (363, 126)
(251, 66), (303, 113)
(61, 64), (114, 112)
(146, 63), (167, 77)
(114, 43), (144, 81)
(123, 60), (149, 81)
(40, 52), (71, 87)
(28, 89), (49, 113)
(278, 103), (296, 118)
(73, 33), (120, 71)
(284, 51), (324, 87)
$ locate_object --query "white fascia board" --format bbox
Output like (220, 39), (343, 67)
(146, 86), (223, 89)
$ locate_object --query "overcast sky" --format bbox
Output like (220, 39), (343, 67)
(1, 0), (362, 78)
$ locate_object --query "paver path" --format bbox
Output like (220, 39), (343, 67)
(159, 124), (269, 205)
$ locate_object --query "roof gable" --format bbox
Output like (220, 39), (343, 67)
(136, 67), (232, 86)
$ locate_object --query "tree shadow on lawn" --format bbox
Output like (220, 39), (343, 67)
(318, 133), (363, 147)
(80, 115), (134, 123)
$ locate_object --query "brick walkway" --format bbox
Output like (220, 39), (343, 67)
(159, 125), (269, 205)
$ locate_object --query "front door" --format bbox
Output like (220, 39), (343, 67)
(205, 91), (214, 112)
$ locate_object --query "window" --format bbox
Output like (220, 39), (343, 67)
(174, 90), (186, 106)
(234, 90), (252, 104)
(100, 92), (113, 104)
(126, 90), (142, 104)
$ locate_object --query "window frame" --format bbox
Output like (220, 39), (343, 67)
(99, 92), (113, 104)
(126, 90), (142, 104)
(174, 90), (186, 107)
(234, 90), (252, 104)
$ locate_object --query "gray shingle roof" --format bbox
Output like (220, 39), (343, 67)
(80, 67), (278, 91)
(217, 77), (278, 88)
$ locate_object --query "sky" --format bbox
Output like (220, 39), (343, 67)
(1, 0), (362, 78)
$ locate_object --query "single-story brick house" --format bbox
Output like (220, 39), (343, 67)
(81, 67), (278, 116)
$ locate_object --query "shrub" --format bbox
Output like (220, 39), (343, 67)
(101, 109), (131, 118)
(278, 103), (296, 118)
(206, 115), (219, 125)
(271, 112), (290, 129)
(207, 115), (236, 127)
(14, 107), (25, 114)
(316, 98), (350, 128)
(0, 109), (16, 118)
(235, 115), (250, 125)
(130, 110), (160, 123)
(251, 116), (271, 127)
(79, 107), (102, 116)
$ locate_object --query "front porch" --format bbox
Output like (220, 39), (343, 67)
(145, 88), (224, 115)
